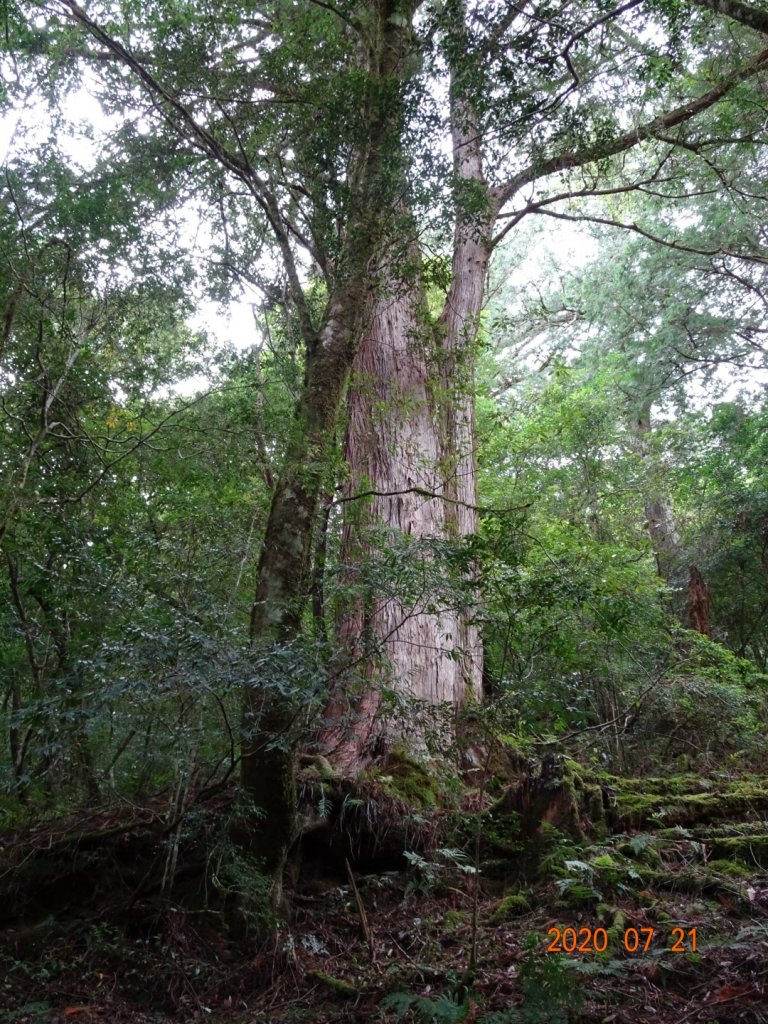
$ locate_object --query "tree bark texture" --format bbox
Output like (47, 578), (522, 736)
(320, 271), (469, 769)
(435, 89), (494, 708)
(688, 565), (712, 637)
(242, 0), (419, 872)
(629, 401), (682, 580)
(322, 82), (492, 768)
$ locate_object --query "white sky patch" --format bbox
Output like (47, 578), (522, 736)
(59, 86), (122, 170)
(173, 296), (262, 397)
(192, 298), (259, 352)
(0, 113), (18, 163)
(504, 219), (599, 291)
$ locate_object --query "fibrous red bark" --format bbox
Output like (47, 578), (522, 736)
(321, 82), (492, 769)
(320, 266), (472, 770)
(688, 564), (712, 637)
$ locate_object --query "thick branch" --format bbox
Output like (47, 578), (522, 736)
(492, 42), (768, 218)
(691, 0), (768, 35)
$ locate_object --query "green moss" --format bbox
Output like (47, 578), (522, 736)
(605, 909), (627, 951)
(646, 866), (747, 902)
(300, 755), (341, 781)
(584, 787), (607, 835)
(706, 859), (755, 878)
(613, 779), (768, 829)
(708, 834), (768, 867)
(592, 854), (616, 869)
(490, 892), (531, 924)
(615, 775), (714, 796)
(612, 792), (665, 828)
(366, 747), (444, 810)
(678, 822), (768, 866)
(595, 902), (613, 922)
(611, 909), (627, 933)
(306, 971), (358, 998)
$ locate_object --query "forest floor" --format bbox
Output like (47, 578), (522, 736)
(2, 769), (768, 1024)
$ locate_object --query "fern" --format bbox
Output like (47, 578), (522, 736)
(317, 783), (333, 817)
(628, 833), (658, 856)
(563, 859), (595, 876)
(569, 958), (625, 976)
(382, 991), (420, 1021)
(381, 990), (468, 1023)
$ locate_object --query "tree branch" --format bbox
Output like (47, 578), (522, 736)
(691, 0), (768, 35)
(53, 0), (255, 184)
(492, 42), (768, 220)
(335, 486), (531, 517)
(530, 205), (768, 263)
(305, 0), (365, 36)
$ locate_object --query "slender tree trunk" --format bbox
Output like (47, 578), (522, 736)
(243, 290), (376, 871)
(629, 400), (682, 579)
(435, 88), (494, 705)
(688, 565), (711, 636)
(629, 399), (711, 634)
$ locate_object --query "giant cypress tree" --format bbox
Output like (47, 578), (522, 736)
(16, 0), (768, 868)
(322, 0), (768, 765)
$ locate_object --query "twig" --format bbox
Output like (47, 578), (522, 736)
(345, 857), (375, 962)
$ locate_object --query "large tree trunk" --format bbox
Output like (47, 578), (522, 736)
(242, 0), (418, 875)
(320, 265), (469, 770)
(320, 62), (492, 770)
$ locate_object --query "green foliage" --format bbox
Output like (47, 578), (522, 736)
(517, 935), (585, 1024)
(477, 199), (768, 768)
(630, 630), (768, 764)
(0, 1002), (51, 1024)
(382, 989), (468, 1024)
(1, 0), (767, 870)
(403, 847), (476, 902)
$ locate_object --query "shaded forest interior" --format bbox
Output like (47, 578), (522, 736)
(2, 0), (768, 1021)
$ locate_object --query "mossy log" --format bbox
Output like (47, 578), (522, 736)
(306, 970), (359, 997)
(611, 777), (768, 830)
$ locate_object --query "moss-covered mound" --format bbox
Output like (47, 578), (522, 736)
(610, 775), (768, 829)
